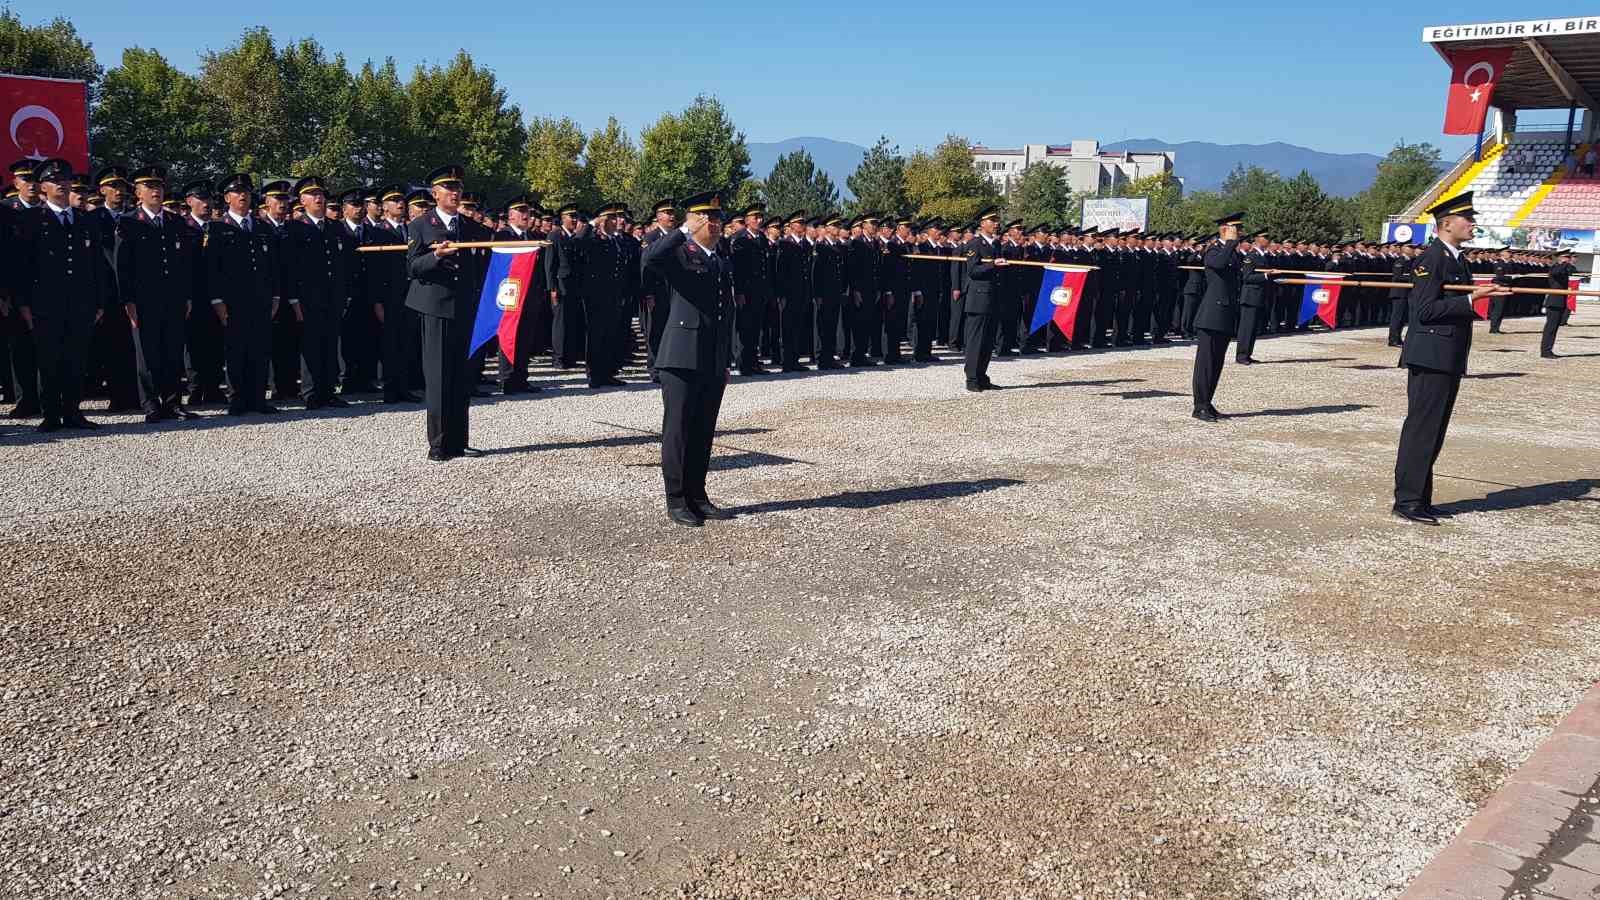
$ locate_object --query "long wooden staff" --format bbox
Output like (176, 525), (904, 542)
(356, 239), (550, 253)
(1274, 277), (1600, 298)
(903, 253), (1097, 271)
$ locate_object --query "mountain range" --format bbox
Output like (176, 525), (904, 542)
(746, 137), (1386, 200)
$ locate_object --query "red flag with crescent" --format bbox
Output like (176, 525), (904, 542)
(1443, 47), (1514, 136)
(0, 74), (89, 171)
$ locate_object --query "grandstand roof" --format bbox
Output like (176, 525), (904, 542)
(1425, 16), (1600, 112)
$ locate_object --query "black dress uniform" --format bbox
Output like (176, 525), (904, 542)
(812, 221), (847, 367)
(407, 166), (490, 459)
(1191, 214), (1244, 420)
(578, 202), (632, 387)
(640, 220), (673, 379)
(1386, 252), (1414, 347)
(180, 183), (225, 405)
(493, 196), (545, 393)
(776, 217), (812, 372)
(1234, 243), (1268, 363)
(208, 175), (282, 414)
(960, 210), (1005, 391)
(846, 223), (882, 366)
(1541, 255), (1576, 358)
(912, 230), (945, 361)
(367, 188), (419, 403)
(1393, 192), (1486, 522)
(545, 208), (586, 369)
(5, 178), (44, 417)
(18, 160), (114, 429)
(338, 192), (378, 393)
(114, 167), (201, 420)
(258, 186), (299, 400)
(283, 177), (354, 407)
(641, 191), (735, 526)
(730, 207), (771, 374)
(85, 169), (140, 413)
(1180, 241), (1205, 337)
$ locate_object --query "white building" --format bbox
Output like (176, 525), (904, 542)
(971, 140), (1176, 197)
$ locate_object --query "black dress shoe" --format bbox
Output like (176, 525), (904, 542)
(690, 499), (734, 520)
(666, 506), (704, 528)
(37, 418), (62, 432)
(965, 384), (984, 393)
(305, 398), (325, 410)
(1387, 341), (1403, 348)
(427, 450), (451, 462)
(143, 410), (166, 424)
(1235, 358), (1253, 366)
(64, 414), (97, 429)
(171, 405), (201, 420)
(781, 365), (809, 373)
(341, 383), (377, 394)
(1541, 351), (1559, 359)
(458, 447), (485, 458)
(1207, 405), (1230, 420)
(254, 404), (280, 414)
(1192, 408), (1219, 423)
(324, 396), (351, 408)
(226, 406), (249, 417)
(1391, 504), (1439, 525)
(8, 405), (42, 419)
(1152, 338), (1172, 345)
(599, 377), (627, 387)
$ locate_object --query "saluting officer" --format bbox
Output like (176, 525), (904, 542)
(17, 158), (114, 431)
(115, 164), (202, 422)
(407, 164), (490, 461)
(642, 190), (736, 528)
(1191, 212), (1244, 422)
(960, 207), (1006, 392)
(283, 176), (354, 408)
(1392, 192), (1509, 525)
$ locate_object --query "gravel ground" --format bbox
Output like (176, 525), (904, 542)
(3, 311), (1598, 900)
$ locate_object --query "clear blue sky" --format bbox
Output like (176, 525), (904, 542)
(17, 1), (1594, 158)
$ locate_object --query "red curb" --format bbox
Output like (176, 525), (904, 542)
(1401, 682), (1600, 900)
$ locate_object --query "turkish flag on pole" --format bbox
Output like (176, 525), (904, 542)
(0, 74), (89, 171)
(1443, 47), (1515, 136)
(1568, 276), (1581, 313)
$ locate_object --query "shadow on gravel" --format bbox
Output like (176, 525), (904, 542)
(1548, 352), (1600, 358)
(486, 427), (771, 456)
(1436, 478), (1600, 515)
(1339, 364), (1396, 371)
(1229, 403), (1373, 419)
(1102, 389), (1186, 400)
(1006, 378), (1145, 391)
(1256, 357), (1357, 365)
(731, 477), (1023, 515)
(1462, 372), (1526, 380)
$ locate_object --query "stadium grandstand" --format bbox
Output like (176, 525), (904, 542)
(1396, 16), (1600, 283)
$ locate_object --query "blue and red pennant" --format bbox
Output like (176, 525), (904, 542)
(468, 247), (539, 361)
(1029, 265), (1093, 343)
(1296, 272), (1344, 329)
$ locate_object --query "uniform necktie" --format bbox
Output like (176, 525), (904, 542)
(59, 210), (70, 227)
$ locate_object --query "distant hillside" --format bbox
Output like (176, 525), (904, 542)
(747, 137), (868, 200)
(1104, 139), (1384, 197)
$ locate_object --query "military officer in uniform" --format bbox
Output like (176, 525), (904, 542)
(492, 194), (546, 394)
(1234, 230), (1269, 365)
(283, 176), (354, 408)
(367, 185), (420, 404)
(179, 180), (225, 406)
(1386, 242), (1415, 347)
(578, 200), (632, 387)
(207, 174), (282, 415)
(338, 187), (379, 394)
(960, 207), (1005, 392)
(1191, 213), (1244, 422)
(812, 214), (848, 369)
(641, 190), (735, 528)
(115, 165), (202, 422)
(257, 180), (301, 401)
(17, 159), (113, 431)
(1541, 249), (1576, 359)
(730, 202), (771, 375)
(546, 203), (587, 369)
(639, 198), (677, 381)
(775, 211), (812, 372)
(407, 164), (490, 461)
(1392, 192), (1509, 525)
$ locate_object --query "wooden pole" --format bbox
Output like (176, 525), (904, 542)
(355, 239), (550, 253)
(1274, 277), (1600, 298)
(904, 253), (1097, 271)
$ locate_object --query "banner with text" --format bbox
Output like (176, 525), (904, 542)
(1081, 199), (1148, 232)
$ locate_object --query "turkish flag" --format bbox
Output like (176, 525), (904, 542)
(1471, 274), (1494, 319)
(1443, 47), (1514, 136)
(0, 74), (89, 171)
(1568, 276), (1581, 313)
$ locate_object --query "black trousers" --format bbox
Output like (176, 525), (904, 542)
(1093, 288), (1118, 345)
(497, 300), (542, 390)
(1541, 307), (1564, 354)
(912, 296), (938, 360)
(1020, 289), (1045, 350)
(736, 292), (768, 370)
(34, 309), (96, 421)
(341, 300), (379, 390)
(1191, 327), (1231, 412)
(947, 294), (965, 350)
(642, 297), (669, 375)
(1153, 290), (1176, 338)
(882, 292), (908, 361)
(995, 292), (1019, 352)
(962, 310), (998, 387)
(814, 298), (840, 363)
(839, 294), (858, 357)
(1235, 306), (1262, 360)
(761, 299), (782, 363)
(5, 308), (37, 408)
(380, 303), (420, 400)
(850, 293), (880, 362)
(1180, 292), (1201, 336)
(136, 303), (187, 410)
(1394, 365), (1461, 508)
(1488, 297), (1506, 331)
(658, 366), (725, 507)
(1387, 298), (1408, 344)
(551, 292), (585, 367)
(270, 302), (302, 398)
(780, 298), (812, 367)
(225, 301), (272, 411)
(584, 296), (621, 385)
(420, 312), (471, 454)
(187, 301), (226, 402)
(935, 291), (951, 345)
(90, 309), (139, 408)
(300, 298), (343, 402)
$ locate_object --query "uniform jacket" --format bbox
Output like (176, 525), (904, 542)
(115, 206), (201, 308)
(641, 227), (734, 376)
(405, 209), (491, 320)
(960, 235), (1004, 314)
(285, 217), (355, 307)
(205, 213), (282, 307)
(1193, 238), (1241, 333)
(1399, 238), (1478, 375)
(18, 205), (114, 316)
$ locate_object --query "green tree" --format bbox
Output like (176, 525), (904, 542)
(902, 134), (998, 222)
(198, 28), (292, 174)
(1356, 141), (1444, 238)
(1004, 162), (1079, 226)
(1219, 164), (1283, 213)
(636, 95), (750, 204)
(346, 59), (418, 188)
(761, 148), (840, 216)
(845, 136), (906, 217)
(1116, 172), (1187, 230)
(404, 51), (526, 201)
(1254, 170), (1345, 242)
(524, 115), (592, 208)
(584, 116), (643, 211)
(91, 48), (224, 178)
(0, 11), (102, 99)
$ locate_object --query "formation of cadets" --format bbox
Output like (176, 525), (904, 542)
(0, 156), (1577, 433)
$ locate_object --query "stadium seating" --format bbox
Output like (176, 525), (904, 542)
(1518, 164), (1600, 228)
(1452, 140), (1567, 227)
